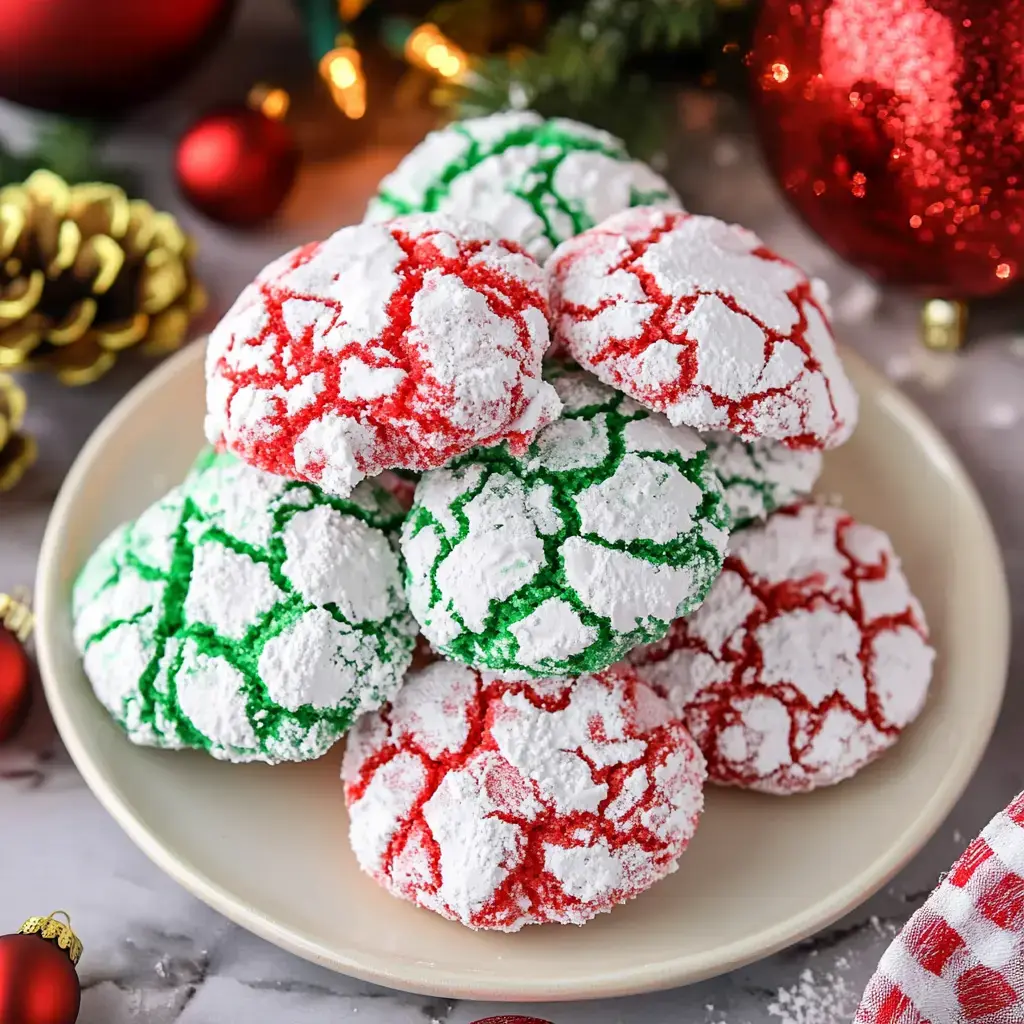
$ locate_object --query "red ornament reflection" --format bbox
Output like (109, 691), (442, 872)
(750, 0), (1024, 297)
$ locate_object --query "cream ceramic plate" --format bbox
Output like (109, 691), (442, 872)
(36, 340), (1009, 1001)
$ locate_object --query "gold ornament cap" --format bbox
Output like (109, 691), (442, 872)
(921, 298), (968, 351)
(18, 910), (83, 965)
(0, 589), (33, 643)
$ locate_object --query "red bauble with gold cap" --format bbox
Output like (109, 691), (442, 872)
(0, 913), (83, 1024)
(0, 593), (32, 743)
(0, 629), (29, 743)
(750, 0), (1024, 299)
(175, 105), (299, 228)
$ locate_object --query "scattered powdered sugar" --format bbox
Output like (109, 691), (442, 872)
(769, 968), (857, 1024)
(364, 112), (681, 261)
(547, 208), (858, 449)
(205, 214), (561, 498)
(629, 502), (934, 794)
(72, 451), (417, 763)
(401, 370), (729, 676)
(342, 662), (707, 931)
(703, 430), (822, 527)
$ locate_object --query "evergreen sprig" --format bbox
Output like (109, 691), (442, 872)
(441, 0), (720, 154)
(0, 121), (135, 191)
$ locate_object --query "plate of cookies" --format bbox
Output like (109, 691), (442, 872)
(36, 113), (1009, 1000)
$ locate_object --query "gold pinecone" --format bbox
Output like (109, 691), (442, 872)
(0, 372), (36, 490)
(0, 170), (206, 385)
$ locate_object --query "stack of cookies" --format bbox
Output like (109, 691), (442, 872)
(73, 112), (935, 933)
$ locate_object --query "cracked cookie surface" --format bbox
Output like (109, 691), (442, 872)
(73, 450), (416, 763)
(343, 662), (706, 930)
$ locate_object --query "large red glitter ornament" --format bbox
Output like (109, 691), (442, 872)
(176, 106), (299, 228)
(750, 0), (1024, 299)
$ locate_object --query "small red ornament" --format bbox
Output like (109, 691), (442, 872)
(176, 106), (300, 228)
(0, 593), (32, 743)
(469, 1018), (554, 1024)
(750, 0), (1024, 300)
(0, 0), (234, 116)
(0, 912), (83, 1024)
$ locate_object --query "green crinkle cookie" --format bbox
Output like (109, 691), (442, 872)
(364, 111), (679, 261)
(401, 371), (729, 677)
(72, 450), (416, 763)
(703, 431), (823, 529)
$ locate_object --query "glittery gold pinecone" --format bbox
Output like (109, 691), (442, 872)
(0, 372), (36, 490)
(0, 170), (206, 385)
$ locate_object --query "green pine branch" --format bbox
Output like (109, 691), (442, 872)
(0, 121), (136, 190)
(440, 0), (720, 153)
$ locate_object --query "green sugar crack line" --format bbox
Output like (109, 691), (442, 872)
(402, 370), (729, 676)
(73, 451), (416, 763)
(71, 111), (934, 932)
(365, 112), (680, 260)
(703, 431), (823, 529)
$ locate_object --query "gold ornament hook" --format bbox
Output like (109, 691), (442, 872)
(18, 910), (84, 965)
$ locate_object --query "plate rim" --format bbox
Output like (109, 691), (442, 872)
(34, 339), (1011, 1002)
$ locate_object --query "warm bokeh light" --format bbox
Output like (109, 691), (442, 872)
(339, 0), (370, 21)
(319, 46), (367, 119)
(329, 57), (357, 88)
(405, 23), (469, 80)
(247, 83), (290, 121)
(771, 61), (790, 82)
(996, 262), (1012, 279)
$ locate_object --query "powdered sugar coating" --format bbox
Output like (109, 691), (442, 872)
(548, 208), (858, 449)
(72, 450), (417, 763)
(704, 431), (822, 528)
(205, 214), (561, 498)
(365, 112), (681, 262)
(629, 502), (934, 794)
(343, 662), (707, 930)
(401, 370), (729, 676)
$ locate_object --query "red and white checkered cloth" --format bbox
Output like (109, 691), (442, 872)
(856, 791), (1024, 1024)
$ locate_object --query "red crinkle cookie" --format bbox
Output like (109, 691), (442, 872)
(629, 502), (934, 795)
(342, 662), (706, 931)
(547, 207), (858, 450)
(205, 214), (561, 497)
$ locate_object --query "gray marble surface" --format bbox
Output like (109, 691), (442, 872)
(1, 3), (1022, 1021)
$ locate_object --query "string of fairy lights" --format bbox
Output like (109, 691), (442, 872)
(293, 0), (470, 120)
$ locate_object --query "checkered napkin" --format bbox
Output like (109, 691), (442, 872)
(856, 791), (1024, 1023)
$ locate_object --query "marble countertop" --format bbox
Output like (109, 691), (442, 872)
(1, 4), (1022, 1021)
